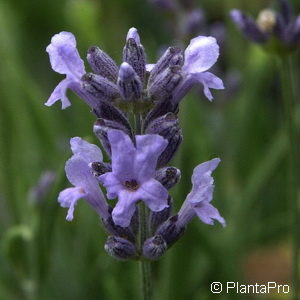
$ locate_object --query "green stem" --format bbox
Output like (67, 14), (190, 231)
(278, 54), (300, 300)
(139, 202), (152, 300)
(134, 113), (153, 300)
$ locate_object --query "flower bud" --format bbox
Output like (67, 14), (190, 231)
(156, 215), (185, 247)
(89, 162), (112, 177)
(92, 100), (132, 133)
(82, 73), (120, 101)
(117, 62), (142, 100)
(145, 113), (182, 167)
(148, 66), (182, 101)
(155, 167), (181, 189)
(102, 213), (136, 243)
(143, 235), (167, 260)
(104, 236), (137, 260)
(123, 28), (146, 83)
(143, 96), (178, 130)
(148, 47), (182, 86)
(93, 118), (132, 157)
(87, 46), (119, 82)
(149, 196), (172, 233)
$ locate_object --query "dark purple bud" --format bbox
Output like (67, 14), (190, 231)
(87, 46), (119, 82)
(149, 196), (172, 233)
(286, 17), (300, 46)
(145, 112), (182, 167)
(117, 62), (143, 100)
(104, 236), (137, 260)
(148, 47), (182, 86)
(148, 66), (182, 101)
(143, 235), (167, 260)
(82, 73), (120, 101)
(92, 100), (132, 133)
(93, 118), (132, 156)
(156, 215), (185, 247)
(184, 9), (205, 37)
(143, 96), (178, 130)
(102, 213), (136, 243)
(155, 167), (181, 189)
(123, 29), (146, 83)
(230, 9), (268, 43)
(89, 162), (112, 177)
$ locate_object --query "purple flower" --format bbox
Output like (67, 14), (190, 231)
(99, 130), (169, 227)
(230, 0), (300, 49)
(58, 137), (109, 221)
(173, 36), (224, 102)
(45, 32), (87, 109)
(177, 158), (225, 227)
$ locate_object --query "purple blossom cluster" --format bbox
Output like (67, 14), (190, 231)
(46, 27), (225, 260)
(230, 0), (300, 51)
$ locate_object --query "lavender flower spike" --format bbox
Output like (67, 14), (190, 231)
(99, 130), (169, 227)
(58, 137), (109, 221)
(173, 36), (224, 103)
(177, 158), (225, 227)
(45, 32), (86, 109)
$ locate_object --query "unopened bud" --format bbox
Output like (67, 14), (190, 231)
(150, 196), (172, 233)
(143, 235), (167, 260)
(145, 113), (182, 167)
(87, 46), (119, 82)
(123, 28), (146, 83)
(156, 215), (185, 247)
(82, 73), (120, 101)
(117, 62), (142, 100)
(92, 100), (132, 133)
(143, 96), (178, 130)
(89, 162), (111, 177)
(148, 47), (182, 86)
(102, 213), (136, 243)
(93, 118), (132, 156)
(155, 167), (181, 189)
(148, 66), (182, 101)
(104, 236), (137, 260)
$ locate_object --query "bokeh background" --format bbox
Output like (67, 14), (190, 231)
(0, 0), (299, 299)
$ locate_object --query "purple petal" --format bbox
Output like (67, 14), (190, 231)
(134, 134), (168, 181)
(58, 187), (87, 221)
(193, 72), (224, 101)
(139, 179), (169, 211)
(193, 202), (226, 226)
(65, 156), (109, 218)
(99, 172), (124, 199)
(183, 36), (219, 74)
(112, 190), (139, 227)
(108, 130), (136, 182)
(45, 78), (73, 109)
(46, 31), (85, 79)
(70, 137), (103, 163)
(126, 27), (141, 44)
(191, 157), (220, 189)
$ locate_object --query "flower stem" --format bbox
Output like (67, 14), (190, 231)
(278, 54), (300, 299)
(138, 199), (152, 300)
(134, 113), (153, 300)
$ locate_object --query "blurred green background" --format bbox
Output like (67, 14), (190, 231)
(0, 0), (299, 299)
